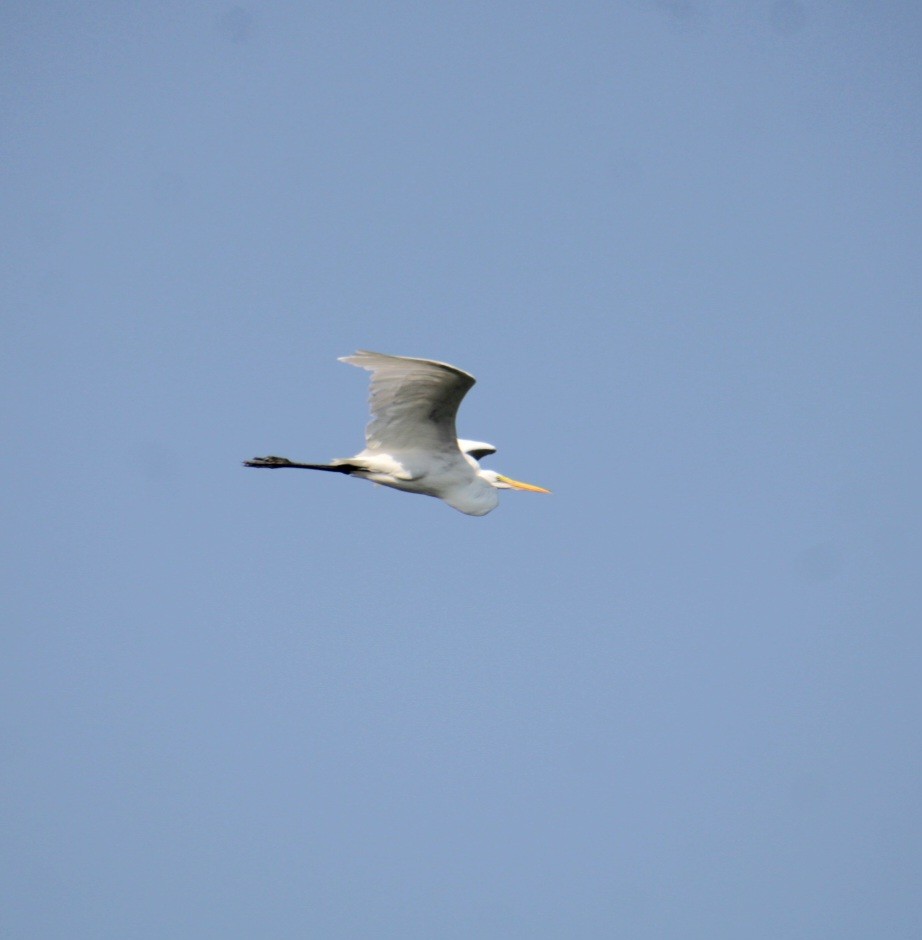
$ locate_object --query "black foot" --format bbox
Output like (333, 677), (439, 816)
(243, 455), (293, 468)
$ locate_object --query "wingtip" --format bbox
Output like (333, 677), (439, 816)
(338, 350), (476, 383)
(338, 349), (378, 367)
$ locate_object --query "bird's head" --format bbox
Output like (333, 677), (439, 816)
(479, 469), (551, 494)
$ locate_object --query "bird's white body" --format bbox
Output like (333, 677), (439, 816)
(245, 351), (549, 516)
(345, 447), (502, 516)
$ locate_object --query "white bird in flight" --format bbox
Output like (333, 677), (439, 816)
(244, 350), (550, 516)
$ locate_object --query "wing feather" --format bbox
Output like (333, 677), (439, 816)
(339, 351), (476, 455)
(458, 439), (497, 460)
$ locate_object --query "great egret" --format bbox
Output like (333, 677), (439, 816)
(244, 350), (550, 516)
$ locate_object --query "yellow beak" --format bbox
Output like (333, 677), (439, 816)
(496, 474), (551, 494)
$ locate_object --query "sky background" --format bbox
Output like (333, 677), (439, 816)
(2, 2), (921, 937)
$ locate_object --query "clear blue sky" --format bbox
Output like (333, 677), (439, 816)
(3, 3), (920, 937)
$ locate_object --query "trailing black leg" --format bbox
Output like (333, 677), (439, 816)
(243, 456), (360, 473)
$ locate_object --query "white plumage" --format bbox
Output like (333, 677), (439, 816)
(245, 350), (549, 516)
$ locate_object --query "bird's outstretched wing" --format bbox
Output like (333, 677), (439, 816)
(339, 350), (476, 455)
